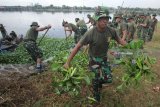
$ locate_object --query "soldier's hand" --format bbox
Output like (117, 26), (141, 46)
(47, 24), (52, 29)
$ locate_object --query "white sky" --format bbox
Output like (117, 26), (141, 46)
(0, 0), (159, 8)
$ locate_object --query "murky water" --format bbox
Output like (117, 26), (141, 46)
(0, 11), (159, 39)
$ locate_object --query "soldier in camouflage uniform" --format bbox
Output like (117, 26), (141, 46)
(63, 10), (126, 102)
(136, 13), (145, 39)
(127, 16), (136, 42)
(86, 14), (96, 28)
(138, 13), (150, 42)
(23, 22), (51, 72)
(75, 18), (88, 36)
(149, 13), (158, 41)
(62, 21), (81, 44)
(114, 13), (128, 42)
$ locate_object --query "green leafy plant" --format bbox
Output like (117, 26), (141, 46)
(52, 66), (92, 96)
(116, 50), (156, 90)
(122, 40), (144, 49)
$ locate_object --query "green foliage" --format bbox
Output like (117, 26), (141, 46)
(0, 37), (74, 64)
(122, 40), (144, 49)
(51, 50), (94, 96)
(0, 44), (32, 64)
(116, 50), (156, 90)
(109, 40), (118, 48)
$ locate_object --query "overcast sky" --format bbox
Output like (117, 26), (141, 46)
(0, 0), (159, 8)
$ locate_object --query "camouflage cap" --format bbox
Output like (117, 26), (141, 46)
(127, 15), (134, 20)
(114, 13), (122, 18)
(95, 13), (111, 21)
(152, 13), (157, 16)
(30, 22), (39, 27)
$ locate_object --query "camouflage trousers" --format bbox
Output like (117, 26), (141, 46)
(74, 30), (82, 44)
(136, 27), (142, 39)
(148, 27), (154, 41)
(23, 41), (43, 62)
(79, 26), (87, 36)
(89, 57), (112, 102)
(141, 28), (150, 42)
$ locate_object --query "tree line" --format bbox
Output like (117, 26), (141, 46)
(0, 4), (159, 15)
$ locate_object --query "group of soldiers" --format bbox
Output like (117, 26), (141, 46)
(63, 6), (158, 102)
(110, 12), (158, 43)
(62, 17), (88, 44)
(63, 7), (158, 45)
(0, 6), (158, 103)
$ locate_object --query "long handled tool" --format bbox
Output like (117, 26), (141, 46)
(38, 28), (49, 46)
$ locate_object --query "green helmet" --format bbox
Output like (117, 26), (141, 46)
(114, 13), (122, 19)
(93, 13), (111, 21)
(30, 22), (39, 27)
(127, 15), (134, 20)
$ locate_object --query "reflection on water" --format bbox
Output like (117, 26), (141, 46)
(0, 11), (159, 38)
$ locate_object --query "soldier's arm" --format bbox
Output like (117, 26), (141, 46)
(139, 23), (147, 27)
(86, 20), (90, 24)
(110, 27), (127, 46)
(63, 42), (82, 69)
(121, 23), (128, 41)
(122, 29), (128, 41)
(139, 19), (149, 27)
(36, 25), (51, 31)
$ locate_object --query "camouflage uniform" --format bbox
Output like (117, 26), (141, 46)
(87, 14), (97, 27)
(80, 25), (119, 101)
(127, 16), (136, 41)
(112, 13), (128, 42)
(116, 22), (128, 39)
(23, 23), (43, 62)
(140, 15), (150, 42)
(67, 23), (81, 43)
(136, 13), (145, 39)
(76, 19), (87, 36)
(149, 14), (158, 41)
